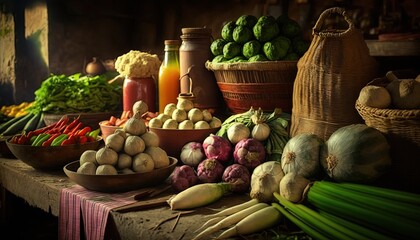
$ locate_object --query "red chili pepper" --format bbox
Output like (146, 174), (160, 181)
(57, 115), (70, 128)
(78, 135), (88, 144)
(41, 133), (61, 147)
(10, 135), (19, 144)
(61, 137), (76, 146)
(69, 122), (84, 135)
(63, 117), (81, 134)
(45, 128), (61, 134)
(86, 136), (95, 142)
(77, 126), (91, 136)
(17, 134), (29, 145)
(68, 134), (78, 143)
(26, 131), (36, 140)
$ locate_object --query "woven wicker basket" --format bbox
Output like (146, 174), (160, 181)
(290, 7), (378, 141)
(206, 61), (297, 113)
(355, 74), (420, 192)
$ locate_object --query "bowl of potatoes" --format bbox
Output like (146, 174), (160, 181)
(148, 98), (221, 159)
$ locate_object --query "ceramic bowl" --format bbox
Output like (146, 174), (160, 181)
(148, 127), (219, 159)
(99, 121), (122, 142)
(63, 157), (178, 192)
(6, 137), (103, 171)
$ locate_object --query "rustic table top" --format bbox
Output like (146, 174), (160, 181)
(0, 158), (266, 240)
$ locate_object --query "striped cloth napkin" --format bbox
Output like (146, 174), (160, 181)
(59, 185), (141, 240)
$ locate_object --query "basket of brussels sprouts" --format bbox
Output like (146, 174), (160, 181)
(205, 14), (308, 114)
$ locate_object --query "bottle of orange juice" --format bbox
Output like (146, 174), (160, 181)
(158, 40), (181, 113)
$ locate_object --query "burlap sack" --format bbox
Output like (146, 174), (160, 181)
(291, 7), (378, 140)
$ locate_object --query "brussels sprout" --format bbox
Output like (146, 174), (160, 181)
(284, 52), (299, 61)
(221, 21), (236, 42)
(277, 15), (302, 38)
(242, 40), (262, 59)
(273, 36), (291, 50)
(212, 55), (226, 63)
(263, 38), (289, 61)
(292, 38), (310, 56)
(236, 15), (258, 29)
(228, 56), (247, 63)
(248, 54), (268, 62)
(233, 25), (253, 44)
(210, 39), (227, 56)
(223, 42), (241, 59)
(253, 15), (279, 42)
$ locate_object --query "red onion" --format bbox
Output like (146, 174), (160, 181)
(233, 138), (266, 170)
(197, 158), (225, 183)
(171, 165), (199, 192)
(222, 164), (251, 193)
(202, 135), (233, 163)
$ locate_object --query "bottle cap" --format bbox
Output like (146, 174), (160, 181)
(164, 39), (181, 46)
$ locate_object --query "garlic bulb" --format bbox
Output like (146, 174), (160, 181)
(357, 85), (391, 109)
(386, 78), (420, 109)
(249, 161), (284, 203)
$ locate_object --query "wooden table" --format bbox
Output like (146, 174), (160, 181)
(0, 157), (256, 240)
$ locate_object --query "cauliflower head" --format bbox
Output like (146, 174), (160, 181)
(115, 50), (161, 78)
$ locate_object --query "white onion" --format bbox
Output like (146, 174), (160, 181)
(180, 142), (205, 167)
(249, 161), (284, 203)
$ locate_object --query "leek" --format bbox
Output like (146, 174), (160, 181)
(308, 186), (420, 239)
(272, 203), (328, 240)
(274, 192), (366, 240)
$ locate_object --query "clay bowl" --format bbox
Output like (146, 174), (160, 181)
(99, 121), (122, 142)
(148, 127), (220, 159)
(63, 157), (178, 192)
(0, 135), (15, 158)
(6, 136), (103, 171)
(43, 111), (121, 129)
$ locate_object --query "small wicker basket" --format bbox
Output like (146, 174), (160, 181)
(355, 75), (420, 193)
(206, 61), (297, 113)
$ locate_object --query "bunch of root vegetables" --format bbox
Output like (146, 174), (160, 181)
(166, 112), (420, 239)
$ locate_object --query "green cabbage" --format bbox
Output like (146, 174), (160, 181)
(233, 25), (253, 44)
(242, 40), (262, 59)
(236, 15), (258, 28)
(253, 16), (279, 42)
(210, 39), (228, 56)
(223, 42), (241, 59)
(221, 21), (237, 42)
(248, 54), (268, 62)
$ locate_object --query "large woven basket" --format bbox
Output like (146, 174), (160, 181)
(290, 7), (378, 141)
(355, 74), (420, 193)
(206, 61), (297, 113)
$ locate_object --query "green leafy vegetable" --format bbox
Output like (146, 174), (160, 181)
(31, 73), (122, 114)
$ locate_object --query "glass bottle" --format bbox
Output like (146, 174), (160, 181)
(123, 76), (156, 113)
(158, 40), (181, 113)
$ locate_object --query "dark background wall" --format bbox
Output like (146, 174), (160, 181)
(1, 0), (419, 105)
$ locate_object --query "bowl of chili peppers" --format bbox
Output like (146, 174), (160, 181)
(5, 115), (103, 171)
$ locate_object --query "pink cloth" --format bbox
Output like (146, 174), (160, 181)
(59, 185), (140, 240)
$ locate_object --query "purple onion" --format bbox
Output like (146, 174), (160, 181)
(197, 158), (225, 183)
(171, 165), (199, 192)
(222, 164), (251, 193)
(234, 138), (266, 170)
(202, 135), (233, 163)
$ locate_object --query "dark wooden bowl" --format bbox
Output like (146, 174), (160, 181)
(0, 135), (15, 158)
(6, 137), (103, 171)
(63, 157), (178, 192)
